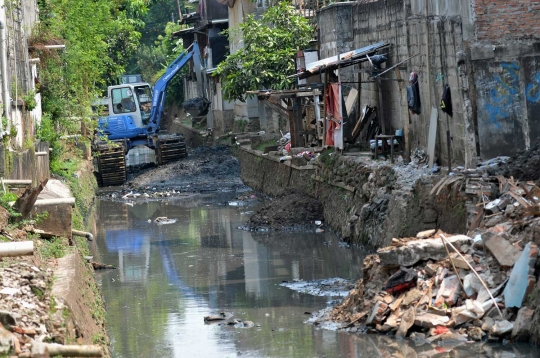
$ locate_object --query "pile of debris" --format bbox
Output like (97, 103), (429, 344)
(311, 172), (540, 344)
(0, 263), (68, 356)
(313, 226), (537, 344)
(505, 142), (540, 183)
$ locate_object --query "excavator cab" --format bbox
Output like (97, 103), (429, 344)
(108, 84), (153, 128)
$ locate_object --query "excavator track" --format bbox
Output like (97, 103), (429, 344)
(94, 142), (127, 187)
(156, 134), (187, 165)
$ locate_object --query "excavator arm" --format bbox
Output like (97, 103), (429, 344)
(147, 41), (203, 134)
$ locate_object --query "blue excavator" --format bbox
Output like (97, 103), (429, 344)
(93, 42), (209, 187)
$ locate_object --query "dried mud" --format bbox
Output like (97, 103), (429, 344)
(247, 189), (324, 230)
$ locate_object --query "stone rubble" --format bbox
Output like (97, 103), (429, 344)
(0, 262), (68, 357)
(311, 173), (540, 347)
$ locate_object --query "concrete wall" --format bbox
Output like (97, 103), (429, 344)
(318, 0), (476, 166)
(0, 141), (50, 185)
(469, 0), (540, 158)
(236, 146), (467, 247)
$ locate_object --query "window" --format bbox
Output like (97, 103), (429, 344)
(135, 85), (153, 125)
(112, 88), (136, 114)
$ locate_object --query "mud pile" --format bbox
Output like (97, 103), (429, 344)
(505, 142), (540, 183)
(127, 145), (241, 190)
(247, 189), (323, 230)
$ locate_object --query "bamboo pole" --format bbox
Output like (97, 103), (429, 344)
(440, 235), (465, 291)
(440, 234), (504, 319)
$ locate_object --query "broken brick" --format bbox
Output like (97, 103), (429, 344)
(485, 235), (522, 267)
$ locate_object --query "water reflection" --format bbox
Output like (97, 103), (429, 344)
(90, 195), (539, 358)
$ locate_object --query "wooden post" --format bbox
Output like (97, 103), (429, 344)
(446, 113), (452, 172)
(377, 78), (386, 135)
(294, 96), (304, 147)
(395, 67), (411, 162)
(323, 69), (328, 147)
(287, 98), (297, 147)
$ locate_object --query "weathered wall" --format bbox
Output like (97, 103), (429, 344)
(473, 0), (540, 43)
(318, 0), (477, 167)
(236, 147), (467, 247)
(0, 140), (50, 184)
(470, 0), (540, 159)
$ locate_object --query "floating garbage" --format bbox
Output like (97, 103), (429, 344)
(154, 217), (177, 225)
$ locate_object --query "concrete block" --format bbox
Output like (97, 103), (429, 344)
(377, 235), (473, 268)
(511, 307), (534, 342)
(485, 235), (522, 267)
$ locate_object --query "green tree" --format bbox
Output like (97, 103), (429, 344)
(34, 0), (148, 161)
(215, 1), (313, 102)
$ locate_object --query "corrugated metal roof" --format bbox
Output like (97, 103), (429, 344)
(293, 41), (390, 79)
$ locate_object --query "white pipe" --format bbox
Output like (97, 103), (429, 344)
(0, 241), (33, 257)
(0, 1), (9, 129)
(72, 230), (93, 241)
(2, 179), (32, 185)
(43, 45), (65, 50)
(35, 151), (48, 156)
(33, 198), (76, 207)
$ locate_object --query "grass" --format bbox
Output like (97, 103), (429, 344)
(50, 141), (97, 230)
(254, 138), (278, 151)
(39, 236), (68, 260)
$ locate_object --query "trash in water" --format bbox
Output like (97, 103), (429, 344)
(154, 217), (177, 225)
(228, 201), (246, 207)
(280, 278), (354, 297)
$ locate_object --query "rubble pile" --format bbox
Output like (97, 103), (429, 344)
(313, 175), (540, 345)
(314, 230), (537, 344)
(0, 263), (68, 356)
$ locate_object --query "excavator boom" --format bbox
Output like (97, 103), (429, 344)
(93, 41), (207, 187)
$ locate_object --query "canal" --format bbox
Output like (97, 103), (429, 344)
(89, 192), (540, 358)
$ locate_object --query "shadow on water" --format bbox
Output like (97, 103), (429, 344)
(88, 193), (540, 358)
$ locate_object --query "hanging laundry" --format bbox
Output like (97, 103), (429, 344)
(441, 84), (453, 117)
(325, 83), (342, 147)
(407, 72), (421, 115)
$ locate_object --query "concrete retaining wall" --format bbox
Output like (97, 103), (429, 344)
(176, 123), (207, 149)
(0, 141), (50, 185)
(236, 146), (467, 247)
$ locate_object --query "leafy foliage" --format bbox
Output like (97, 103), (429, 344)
(216, 2), (312, 102)
(34, 0), (148, 154)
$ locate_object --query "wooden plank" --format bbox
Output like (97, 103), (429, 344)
(427, 107), (438, 168)
(395, 67), (410, 162)
(509, 191), (532, 208)
(345, 87), (358, 116)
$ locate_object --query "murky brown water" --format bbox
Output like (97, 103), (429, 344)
(90, 193), (540, 358)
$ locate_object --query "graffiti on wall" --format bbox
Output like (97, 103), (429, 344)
(483, 62), (520, 129)
(524, 56), (540, 145)
(474, 60), (525, 159)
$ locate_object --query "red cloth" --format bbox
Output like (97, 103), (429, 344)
(325, 83), (341, 146)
